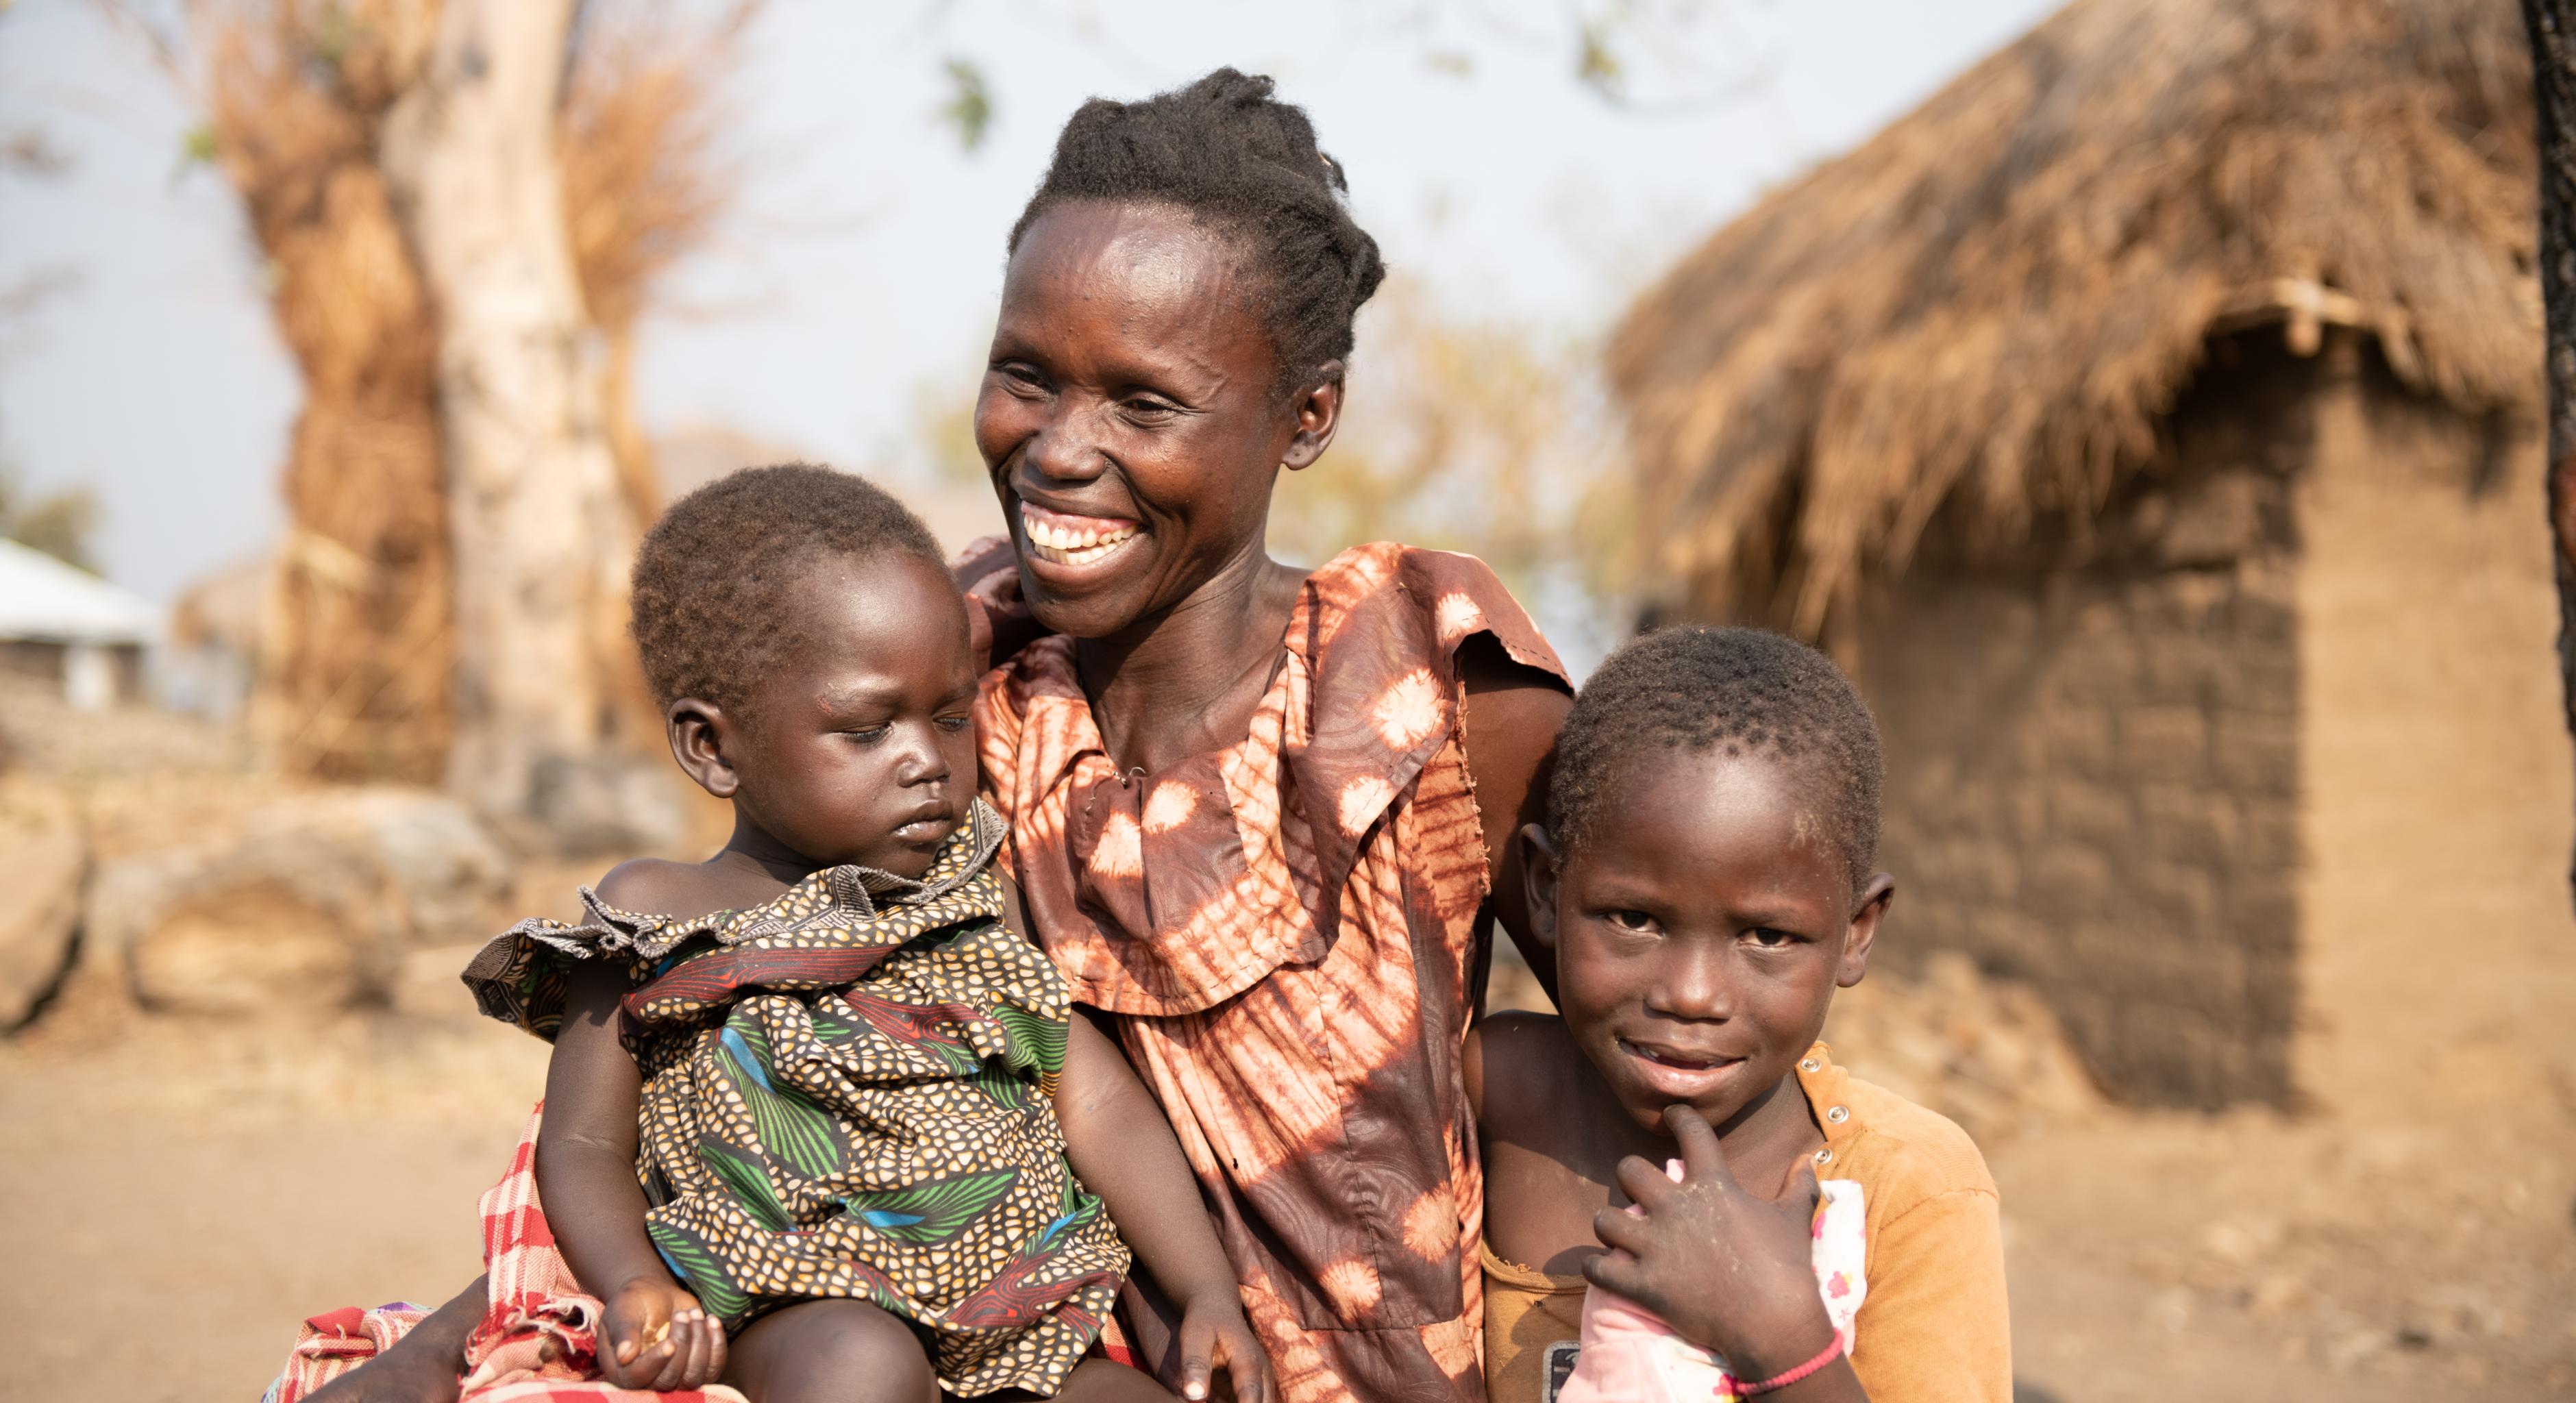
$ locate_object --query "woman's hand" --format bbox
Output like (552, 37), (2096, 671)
(597, 1274), (728, 1391)
(1174, 1289), (1272, 1403)
(1583, 1105), (1837, 1384)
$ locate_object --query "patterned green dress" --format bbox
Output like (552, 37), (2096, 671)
(459, 802), (1129, 1398)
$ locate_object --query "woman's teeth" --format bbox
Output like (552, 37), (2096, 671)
(1021, 507), (1138, 566)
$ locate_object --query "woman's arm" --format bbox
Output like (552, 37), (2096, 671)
(537, 960), (726, 1389)
(1459, 634), (1573, 1000)
(1056, 1011), (1272, 1403)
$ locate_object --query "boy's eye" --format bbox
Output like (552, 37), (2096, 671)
(934, 714), (970, 733)
(843, 724), (892, 743)
(1746, 927), (1798, 948)
(1605, 909), (1656, 933)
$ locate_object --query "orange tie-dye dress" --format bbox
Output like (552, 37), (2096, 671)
(974, 543), (1568, 1403)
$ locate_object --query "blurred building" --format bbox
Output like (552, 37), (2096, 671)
(166, 556), (270, 722)
(1611, 0), (2554, 1113)
(0, 537), (159, 710)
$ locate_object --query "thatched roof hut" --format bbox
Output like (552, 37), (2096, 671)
(1611, 0), (2536, 635)
(1611, 0), (2568, 1112)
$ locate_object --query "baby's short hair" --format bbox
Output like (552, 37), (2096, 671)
(1547, 626), (1885, 894)
(629, 464), (947, 714)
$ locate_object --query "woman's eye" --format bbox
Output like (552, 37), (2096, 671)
(1123, 396), (1178, 422)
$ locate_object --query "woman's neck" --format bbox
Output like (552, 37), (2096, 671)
(1073, 538), (1306, 774)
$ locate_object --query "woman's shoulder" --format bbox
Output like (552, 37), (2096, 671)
(1309, 544), (1563, 669)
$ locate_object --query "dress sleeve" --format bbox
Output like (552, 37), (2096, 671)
(1846, 1186), (2012, 1403)
(456, 897), (700, 1041)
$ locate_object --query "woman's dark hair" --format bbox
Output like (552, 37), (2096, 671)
(1548, 626), (1885, 895)
(1009, 68), (1386, 395)
(629, 463), (946, 714)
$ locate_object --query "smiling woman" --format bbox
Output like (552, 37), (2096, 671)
(962, 70), (1575, 1403)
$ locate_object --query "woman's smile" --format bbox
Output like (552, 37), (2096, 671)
(1017, 499), (1142, 570)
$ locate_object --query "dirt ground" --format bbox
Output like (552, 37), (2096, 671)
(3, 984), (2570, 1403)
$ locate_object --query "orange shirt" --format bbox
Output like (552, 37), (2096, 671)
(1481, 1043), (2011, 1403)
(976, 544), (1568, 1403)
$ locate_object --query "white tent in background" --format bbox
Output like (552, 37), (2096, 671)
(0, 538), (160, 710)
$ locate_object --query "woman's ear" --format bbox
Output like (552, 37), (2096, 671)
(667, 698), (740, 799)
(1838, 873), (1895, 988)
(1518, 822), (1563, 953)
(1280, 362), (1344, 471)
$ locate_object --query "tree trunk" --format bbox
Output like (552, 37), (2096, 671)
(382, 0), (636, 817)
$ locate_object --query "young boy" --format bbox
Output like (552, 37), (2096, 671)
(1469, 626), (2009, 1402)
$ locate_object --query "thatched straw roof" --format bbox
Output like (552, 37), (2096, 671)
(1608, 0), (2538, 634)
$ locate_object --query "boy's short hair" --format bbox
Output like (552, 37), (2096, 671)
(629, 463), (948, 714)
(1547, 625), (1885, 894)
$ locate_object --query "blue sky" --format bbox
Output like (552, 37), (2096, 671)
(0, 0), (2063, 603)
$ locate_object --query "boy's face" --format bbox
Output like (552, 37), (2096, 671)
(1531, 745), (1890, 1138)
(689, 551), (981, 880)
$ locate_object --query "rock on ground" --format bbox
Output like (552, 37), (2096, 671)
(82, 788), (513, 1017)
(0, 823), (85, 1028)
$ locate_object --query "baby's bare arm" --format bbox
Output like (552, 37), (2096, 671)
(1056, 1013), (1270, 1402)
(538, 960), (727, 1387)
(1053, 1014), (1236, 1310)
(537, 960), (665, 1297)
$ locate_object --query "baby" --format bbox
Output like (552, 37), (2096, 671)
(456, 466), (1266, 1403)
(1470, 626), (2010, 1402)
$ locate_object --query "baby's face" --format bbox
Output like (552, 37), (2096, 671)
(1544, 747), (1878, 1137)
(722, 551), (981, 880)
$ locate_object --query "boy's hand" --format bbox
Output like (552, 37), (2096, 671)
(599, 1275), (728, 1391)
(1583, 1104), (1837, 1382)
(1175, 1289), (1273, 1403)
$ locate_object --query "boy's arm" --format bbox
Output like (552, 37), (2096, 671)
(537, 960), (725, 1389)
(1461, 634), (1571, 1002)
(1056, 1010), (1271, 1403)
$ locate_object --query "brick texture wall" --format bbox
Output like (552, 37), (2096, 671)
(1853, 340), (2311, 1107)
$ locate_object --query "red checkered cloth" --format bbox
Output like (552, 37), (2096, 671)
(262, 1102), (747, 1403)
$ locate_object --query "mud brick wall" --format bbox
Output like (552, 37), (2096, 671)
(1853, 347), (2309, 1108)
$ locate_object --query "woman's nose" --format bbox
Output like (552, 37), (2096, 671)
(1018, 400), (1109, 485)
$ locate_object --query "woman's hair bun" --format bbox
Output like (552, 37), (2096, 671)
(1010, 67), (1385, 393)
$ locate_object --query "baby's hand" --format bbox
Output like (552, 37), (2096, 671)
(1583, 1104), (1836, 1385)
(1175, 1289), (1273, 1403)
(599, 1274), (728, 1391)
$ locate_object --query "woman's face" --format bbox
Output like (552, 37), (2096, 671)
(975, 199), (1335, 641)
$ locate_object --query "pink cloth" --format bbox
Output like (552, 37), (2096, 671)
(1557, 1167), (1867, 1403)
(262, 1102), (747, 1403)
